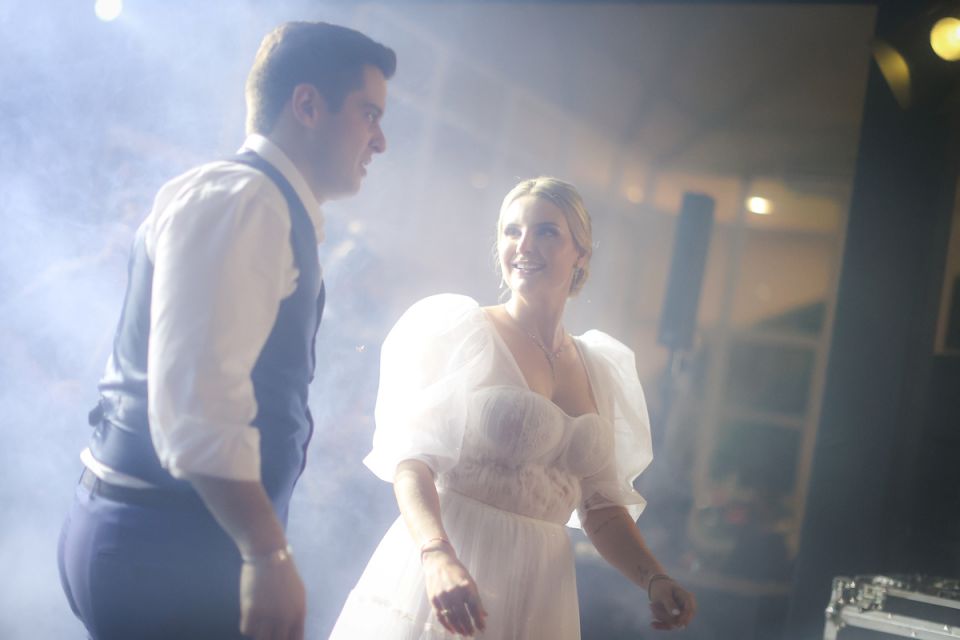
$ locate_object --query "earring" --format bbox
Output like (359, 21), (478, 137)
(571, 267), (584, 290)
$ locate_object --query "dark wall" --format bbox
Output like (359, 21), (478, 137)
(783, 1), (960, 638)
(892, 355), (960, 574)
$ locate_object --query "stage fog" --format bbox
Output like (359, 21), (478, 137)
(0, 2), (876, 638)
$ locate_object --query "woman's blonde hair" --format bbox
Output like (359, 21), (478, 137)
(496, 177), (593, 296)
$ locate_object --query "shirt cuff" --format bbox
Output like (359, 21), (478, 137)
(154, 419), (261, 482)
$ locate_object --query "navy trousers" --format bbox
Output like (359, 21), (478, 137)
(58, 475), (246, 640)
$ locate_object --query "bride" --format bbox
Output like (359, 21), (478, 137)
(330, 177), (696, 638)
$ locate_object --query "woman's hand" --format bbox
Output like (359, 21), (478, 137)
(393, 461), (486, 635)
(648, 576), (696, 630)
(422, 547), (487, 636)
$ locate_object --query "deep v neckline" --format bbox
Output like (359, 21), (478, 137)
(481, 309), (601, 420)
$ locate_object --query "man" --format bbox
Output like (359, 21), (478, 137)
(58, 22), (395, 640)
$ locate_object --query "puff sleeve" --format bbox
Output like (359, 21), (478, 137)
(363, 294), (492, 482)
(573, 330), (654, 525)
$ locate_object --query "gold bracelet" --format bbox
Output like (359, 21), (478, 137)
(647, 573), (672, 600)
(242, 544), (293, 567)
(419, 536), (452, 561)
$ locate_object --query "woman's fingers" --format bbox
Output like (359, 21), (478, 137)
(466, 592), (487, 632)
(434, 583), (486, 636)
(649, 585), (697, 631)
(436, 608), (459, 635)
(442, 588), (475, 635)
(424, 554), (488, 636)
(649, 600), (672, 622)
(649, 601), (681, 630)
(432, 596), (458, 634)
(674, 587), (696, 626)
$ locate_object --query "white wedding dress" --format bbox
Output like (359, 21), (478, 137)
(329, 295), (653, 640)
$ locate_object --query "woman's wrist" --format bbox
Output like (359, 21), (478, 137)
(646, 573), (673, 600)
(419, 536), (454, 562)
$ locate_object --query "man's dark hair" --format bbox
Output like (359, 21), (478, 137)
(245, 21), (396, 135)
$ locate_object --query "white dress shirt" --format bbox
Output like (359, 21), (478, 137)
(84, 134), (323, 485)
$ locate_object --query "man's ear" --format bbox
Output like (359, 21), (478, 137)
(290, 83), (328, 128)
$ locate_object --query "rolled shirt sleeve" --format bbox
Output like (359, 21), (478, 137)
(145, 164), (298, 482)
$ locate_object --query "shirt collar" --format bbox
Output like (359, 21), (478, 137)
(239, 134), (325, 243)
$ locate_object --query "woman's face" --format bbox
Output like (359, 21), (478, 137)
(498, 195), (583, 302)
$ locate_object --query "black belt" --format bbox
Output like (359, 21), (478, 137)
(80, 468), (205, 510)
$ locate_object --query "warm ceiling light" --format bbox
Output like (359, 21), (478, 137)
(469, 172), (489, 189)
(930, 17), (960, 61)
(94, 0), (123, 22)
(872, 40), (913, 108)
(746, 196), (773, 215)
(871, 4), (960, 110)
(625, 185), (644, 204)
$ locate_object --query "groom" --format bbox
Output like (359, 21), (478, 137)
(58, 22), (395, 640)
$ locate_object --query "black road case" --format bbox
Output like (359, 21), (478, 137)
(824, 575), (960, 639)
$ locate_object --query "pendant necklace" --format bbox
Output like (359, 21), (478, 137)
(509, 314), (566, 379)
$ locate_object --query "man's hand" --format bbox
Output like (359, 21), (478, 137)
(239, 557), (306, 640)
(185, 474), (303, 639)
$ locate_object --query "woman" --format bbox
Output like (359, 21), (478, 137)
(330, 177), (696, 638)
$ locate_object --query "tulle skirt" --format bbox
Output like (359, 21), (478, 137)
(329, 490), (581, 640)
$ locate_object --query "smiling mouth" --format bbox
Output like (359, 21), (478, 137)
(512, 262), (545, 274)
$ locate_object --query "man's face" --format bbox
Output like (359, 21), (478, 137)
(311, 65), (387, 199)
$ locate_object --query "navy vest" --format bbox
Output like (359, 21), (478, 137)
(89, 151), (324, 519)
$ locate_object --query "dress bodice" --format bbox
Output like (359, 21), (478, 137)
(439, 385), (613, 524)
(364, 294), (654, 529)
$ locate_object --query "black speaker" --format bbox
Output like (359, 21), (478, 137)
(657, 192), (715, 351)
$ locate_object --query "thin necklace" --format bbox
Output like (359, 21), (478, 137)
(507, 313), (566, 379)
